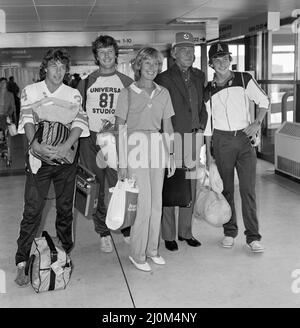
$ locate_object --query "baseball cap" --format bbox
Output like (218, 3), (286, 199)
(173, 32), (195, 47)
(209, 42), (231, 59)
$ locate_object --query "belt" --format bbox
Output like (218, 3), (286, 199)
(213, 128), (245, 136)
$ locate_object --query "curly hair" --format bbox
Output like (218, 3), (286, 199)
(132, 47), (163, 81)
(92, 35), (119, 66)
(39, 48), (71, 81)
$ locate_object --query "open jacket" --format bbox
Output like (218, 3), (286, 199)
(155, 64), (207, 136)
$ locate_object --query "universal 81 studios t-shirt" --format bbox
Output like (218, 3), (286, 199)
(86, 74), (126, 133)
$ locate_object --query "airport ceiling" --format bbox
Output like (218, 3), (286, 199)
(0, 0), (298, 38)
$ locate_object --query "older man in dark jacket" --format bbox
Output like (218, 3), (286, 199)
(155, 32), (207, 251)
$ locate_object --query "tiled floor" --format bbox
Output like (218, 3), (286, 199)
(0, 159), (300, 308)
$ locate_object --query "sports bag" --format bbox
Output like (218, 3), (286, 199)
(28, 231), (72, 293)
(194, 172), (231, 227)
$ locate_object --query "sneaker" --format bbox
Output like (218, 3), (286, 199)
(222, 236), (234, 248)
(129, 256), (152, 272)
(15, 262), (30, 287)
(100, 235), (113, 253)
(247, 240), (265, 253)
(148, 255), (166, 265)
(123, 236), (130, 245)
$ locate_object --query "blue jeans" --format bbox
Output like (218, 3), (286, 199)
(15, 161), (77, 265)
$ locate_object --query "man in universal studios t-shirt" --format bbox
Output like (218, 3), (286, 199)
(77, 35), (133, 253)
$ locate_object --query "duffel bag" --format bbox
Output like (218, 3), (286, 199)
(28, 231), (72, 293)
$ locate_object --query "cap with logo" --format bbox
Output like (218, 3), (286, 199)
(209, 42), (231, 59)
(173, 32), (195, 47)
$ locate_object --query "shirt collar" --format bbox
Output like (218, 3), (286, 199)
(130, 81), (161, 94)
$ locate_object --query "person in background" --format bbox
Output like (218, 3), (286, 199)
(77, 35), (133, 253)
(15, 48), (89, 287)
(0, 77), (16, 163)
(204, 42), (270, 253)
(0, 77), (15, 131)
(115, 47), (176, 272)
(155, 32), (207, 252)
(7, 76), (20, 126)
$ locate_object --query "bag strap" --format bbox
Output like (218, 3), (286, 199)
(42, 231), (58, 261)
(82, 76), (89, 112)
(41, 231), (58, 291)
(208, 84), (214, 133)
(124, 86), (132, 124)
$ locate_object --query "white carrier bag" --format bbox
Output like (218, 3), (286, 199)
(106, 178), (139, 231)
(28, 231), (72, 293)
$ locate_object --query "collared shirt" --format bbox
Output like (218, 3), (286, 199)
(115, 82), (174, 132)
(178, 66), (200, 130)
(203, 71), (270, 136)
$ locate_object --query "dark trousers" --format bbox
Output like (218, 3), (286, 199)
(15, 161), (77, 265)
(213, 129), (261, 244)
(79, 132), (130, 237)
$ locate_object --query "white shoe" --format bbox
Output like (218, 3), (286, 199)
(148, 255), (166, 265)
(129, 256), (152, 272)
(123, 236), (130, 244)
(100, 235), (113, 253)
(222, 236), (234, 248)
(247, 240), (265, 253)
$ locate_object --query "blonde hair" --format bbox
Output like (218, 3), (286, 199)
(132, 47), (163, 81)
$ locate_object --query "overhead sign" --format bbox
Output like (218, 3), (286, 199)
(0, 30), (205, 48)
(219, 12), (280, 40)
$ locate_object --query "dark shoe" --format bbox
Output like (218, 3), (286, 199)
(164, 240), (178, 251)
(15, 262), (30, 287)
(178, 236), (201, 247)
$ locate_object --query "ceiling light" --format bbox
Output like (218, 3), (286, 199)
(167, 17), (218, 25)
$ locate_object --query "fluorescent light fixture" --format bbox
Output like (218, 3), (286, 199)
(167, 17), (218, 25)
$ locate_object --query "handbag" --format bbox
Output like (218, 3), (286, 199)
(162, 167), (192, 207)
(27, 231), (72, 293)
(29, 120), (78, 165)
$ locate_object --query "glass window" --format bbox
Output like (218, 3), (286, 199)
(193, 45), (201, 69)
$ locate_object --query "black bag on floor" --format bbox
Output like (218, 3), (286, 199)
(28, 231), (72, 293)
(162, 167), (192, 207)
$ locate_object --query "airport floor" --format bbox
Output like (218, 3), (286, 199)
(0, 156), (300, 308)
